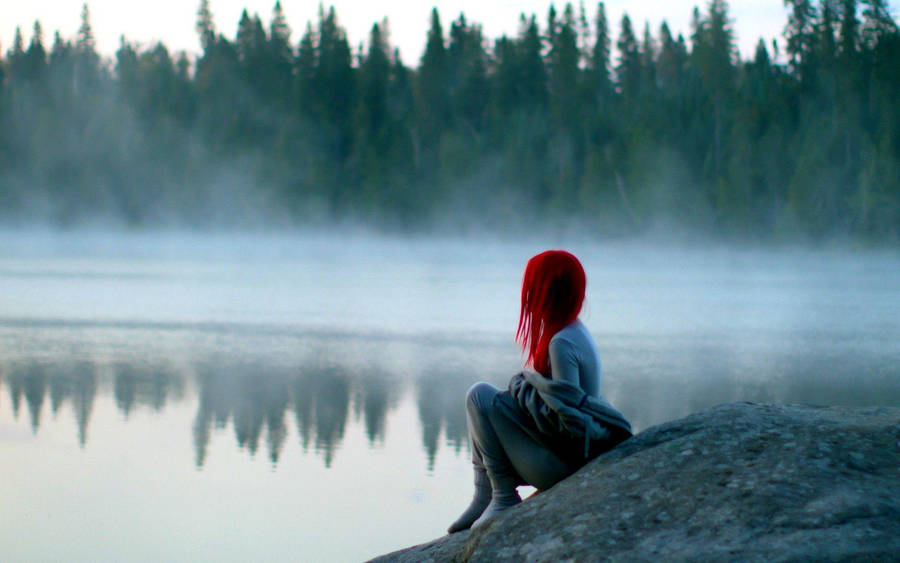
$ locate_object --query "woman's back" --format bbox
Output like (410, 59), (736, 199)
(548, 320), (601, 398)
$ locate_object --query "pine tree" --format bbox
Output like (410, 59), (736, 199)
(657, 21), (687, 94)
(784, 0), (818, 83)
(589, 2), (612, 100)
(316, 6), (354, 127)
(115, 36), (139, 97)
(236, 10), (253, 57)
(295, 23), (317, 116)
(548, 4), (580, 128)
(838, 0), (860, 57)
(819, 0), (840, 62)
(74, 4), (101, 93)
(356, 21), (392, 209)
(196, 0), (216, 53)
(447, 15), (488, 133)
(8, 27), (26, 80)
(519, 15), (548, 109)
(358, 21), (390, 140)
(269, 1), (293, 105)
(24, 21), (47, 82)
(270, 1), (291, 48)
(615, 15), (641, 101)
(641, 21), (658, 95)
(860, 0), (899, 46)
(76, 4), (96, 56)
(417, 8), (450, 145)
(695, 0), (737, 187)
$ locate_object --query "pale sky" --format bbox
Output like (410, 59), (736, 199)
(2, 1), (898, 65)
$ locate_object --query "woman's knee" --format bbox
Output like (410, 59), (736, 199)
(466, 382), (498, 411)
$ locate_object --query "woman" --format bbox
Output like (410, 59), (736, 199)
(448, 250), (632, 533)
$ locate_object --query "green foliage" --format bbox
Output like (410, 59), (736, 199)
(0, 1), (898, 240)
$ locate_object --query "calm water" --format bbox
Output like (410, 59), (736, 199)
(1, 232), (899, 562)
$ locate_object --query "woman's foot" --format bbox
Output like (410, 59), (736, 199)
(470, 493), (522, 529)
(447, 467), (492, 533)
(447, 492), (491, 533)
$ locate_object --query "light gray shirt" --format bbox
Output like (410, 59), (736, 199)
(548, 320), (602, 398)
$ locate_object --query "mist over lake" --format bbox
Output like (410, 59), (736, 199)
(1, 231), (898, 561)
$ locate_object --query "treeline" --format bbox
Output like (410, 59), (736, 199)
(0, 1), (898, 239)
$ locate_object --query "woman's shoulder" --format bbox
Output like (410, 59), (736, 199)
(551, 319), (590, 343)
(550, 321), (595, 356)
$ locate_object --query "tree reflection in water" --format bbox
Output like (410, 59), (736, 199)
(416, 367), (470, 472)
(353, 368), (400, 446)
(189, 355), (476, 469)
(4, 360), (99, 446)
(0, 352), (477, 470)
(114, 360), (183, 417)
(193, 360), (296, 467)
(7, 336), (895, 469)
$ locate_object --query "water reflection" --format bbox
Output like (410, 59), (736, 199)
(416, 368), (469, 471)
(114, 360), (183, 417)
(4, 359), (99, 445)
(292, 367), (350, 467)
(3, 333), (898, 469)
(353, 369), (398, 446)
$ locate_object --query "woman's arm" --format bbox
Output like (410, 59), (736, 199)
(548, 337), (580, 386)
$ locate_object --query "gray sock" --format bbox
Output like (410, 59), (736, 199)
(471, 473), (521, 529)
(448, 467), (492, 533)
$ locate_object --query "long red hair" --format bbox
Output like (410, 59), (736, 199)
(516, 250), (586, 376)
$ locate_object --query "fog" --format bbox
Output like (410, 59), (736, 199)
(3, 229), (898, 430)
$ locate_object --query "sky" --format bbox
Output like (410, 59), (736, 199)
(1, 1), (899, 65)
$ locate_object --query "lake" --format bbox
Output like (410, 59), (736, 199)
(1, 231), (898, 561)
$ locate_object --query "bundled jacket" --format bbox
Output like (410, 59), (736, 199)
(507, 369), (633, 459)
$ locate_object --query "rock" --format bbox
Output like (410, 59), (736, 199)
(371, 403), (900, 562)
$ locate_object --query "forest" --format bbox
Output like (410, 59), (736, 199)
(0, 1), (898, 240)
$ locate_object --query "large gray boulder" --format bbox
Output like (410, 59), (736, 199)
(371, 402), (900, 562)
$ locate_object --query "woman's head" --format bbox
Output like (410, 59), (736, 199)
(516, 250), (586, 375)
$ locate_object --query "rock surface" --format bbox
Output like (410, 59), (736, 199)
(371, 402), (900, 562)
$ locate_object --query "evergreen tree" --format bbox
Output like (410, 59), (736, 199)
(657, 21), (687, 94)
(269, 1), (293, 105)
(548, 4), (580, 129)
(24, 21), (48, 83)
(8, 27), (26, 80)
(196, 0), (216, 53)
(784, 0), (818, 83)
(357, 22), (391, 145)
(446, 14), (489, 133)
(518, 15), (548, 109)
(355, 21), (392, 210)
(315, 6), (354, 133)
(588, 2), (612, 100)
(860, 0), (899, 46)
(417, 7), (450, 146)
(839, 0), (860, 56)
(76, 4), (95, 54)
(295, 23), (317, 117)
(694, 0), (737, 188)
(615, 15), (641, 102)
(74, 3), (101, 93)
(640, 21), (658, 95)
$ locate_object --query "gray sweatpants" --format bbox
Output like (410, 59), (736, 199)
(466, 381), (579, 491)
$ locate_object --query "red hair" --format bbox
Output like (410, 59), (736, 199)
(516, 250), (586, 376)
